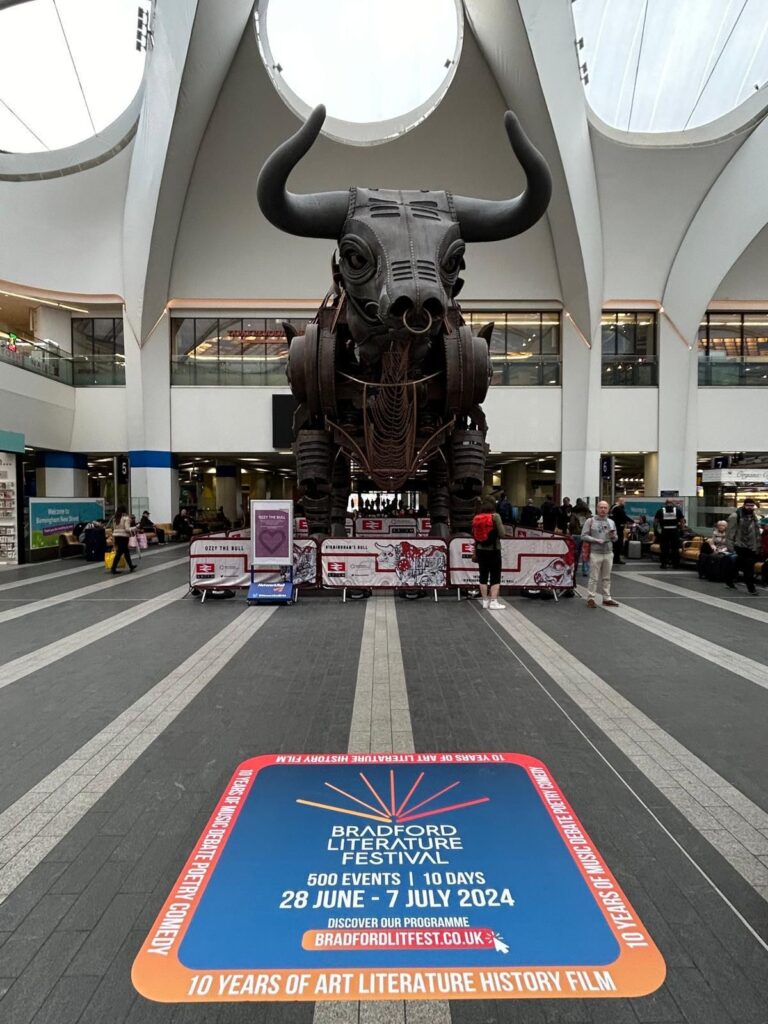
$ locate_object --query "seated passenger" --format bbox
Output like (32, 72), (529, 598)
(173, 508), (194, 542)
(710, 520), (729, 554)
(139, 511), (164, 544)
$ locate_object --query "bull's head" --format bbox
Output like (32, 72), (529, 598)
(257, 106), (551, 344)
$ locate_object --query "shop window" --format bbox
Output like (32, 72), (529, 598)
(463, 311), (561, 386)
(699, 312), (768, 386)
(71, 317), (125, 386)
(171, 317), (310, 386)
(601, 312), (658, 386)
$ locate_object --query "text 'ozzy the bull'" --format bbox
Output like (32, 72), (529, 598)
(257, 105), (551, 538)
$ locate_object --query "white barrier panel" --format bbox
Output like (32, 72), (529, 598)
(322, 538), (447, 588)
(417, 516), (431, 536)
(190, 538), (250, 589)
(355, 517), (418, 537)
(449, 537), (576, 588)
(190, 538), (318, 589)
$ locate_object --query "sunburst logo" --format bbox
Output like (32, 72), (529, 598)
(296, 769), (490, 823)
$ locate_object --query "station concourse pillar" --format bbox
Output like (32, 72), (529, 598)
(36, 452), (88, 498)
(501, 462), (527, 505)
(215, 463), (240, 522)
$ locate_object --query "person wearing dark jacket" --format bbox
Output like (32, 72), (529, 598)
(540, 496), (558, 533)
(519, 500), (541, 529)
(557, 497), (573, 534)
(653, 499), (684, 568)
(495, 492), (515, 526)
(609, 496), (632, 564)
(726, 499), (761, 594)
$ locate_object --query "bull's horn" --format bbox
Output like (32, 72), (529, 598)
(453, 112), (552, 242)
(256, 105), (349, 239)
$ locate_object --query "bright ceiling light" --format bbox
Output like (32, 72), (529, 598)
(0, 0), (151, 153)
(255, 0), (463, 145)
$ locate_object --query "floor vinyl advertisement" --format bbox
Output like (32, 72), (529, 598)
(132, 753), (665, 1003)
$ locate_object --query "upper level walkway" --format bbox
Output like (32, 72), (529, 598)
(0, 548), (766, 1022)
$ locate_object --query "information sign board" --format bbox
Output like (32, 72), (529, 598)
(132, 753), (664, 1003)
(251, 500), (293, 566)
(449, 538), (575, 589)
(321, 538), (447, 588)
(29, 498), (105, 550)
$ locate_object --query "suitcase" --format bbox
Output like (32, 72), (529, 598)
(627, 540), (642, 559)
(701, 553), (736, 582)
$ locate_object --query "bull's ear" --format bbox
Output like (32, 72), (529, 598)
(453, 276), (465, 298)
(282, 321), (299, 346)
(478, 321), (494, 347)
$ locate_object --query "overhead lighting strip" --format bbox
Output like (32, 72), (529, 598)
(0, 288), (89, 314)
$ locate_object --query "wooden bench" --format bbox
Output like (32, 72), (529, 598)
(154, 523), (177, 542)
(58, 532), (84, 558)
(649, 535), (703, 565)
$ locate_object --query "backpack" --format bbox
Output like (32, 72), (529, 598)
(472, 513), (497, 543)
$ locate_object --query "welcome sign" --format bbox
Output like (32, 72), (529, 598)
(132, 753), (665, 1003)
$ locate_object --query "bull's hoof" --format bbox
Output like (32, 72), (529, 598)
(429, 522), (450, 540)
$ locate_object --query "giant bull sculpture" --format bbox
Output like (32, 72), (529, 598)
(257, 105), (551, 537)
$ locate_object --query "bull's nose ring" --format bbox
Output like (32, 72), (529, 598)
(402, 309), (433, 335)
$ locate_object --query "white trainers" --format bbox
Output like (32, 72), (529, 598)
(480, 598), (490, 609)
(489, 600), (506, 610)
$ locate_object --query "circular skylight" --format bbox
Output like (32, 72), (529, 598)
(0, 0), (150, 154)
(255, 0), (463, 145)
(573, 0), (768, 133)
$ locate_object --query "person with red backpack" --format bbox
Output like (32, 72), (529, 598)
(472, 497), (506, 610)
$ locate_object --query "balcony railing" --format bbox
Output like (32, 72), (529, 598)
(0, 335), (124, 386)
(698, 359), (768, 386)
(0, 335), (73, 384)
(170, 356), (289, 387)
(602, 357), (658, 386)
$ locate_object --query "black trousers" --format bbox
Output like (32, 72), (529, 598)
(659, 532), (680, 567)
(111, 534), (134, 573)
(734, 547), (758, 590)
(477, 548), (502, 586)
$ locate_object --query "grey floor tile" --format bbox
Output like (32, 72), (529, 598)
(0, 931), (87, 1024)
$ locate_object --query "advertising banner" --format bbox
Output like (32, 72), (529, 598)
(449, 537), (575, 589)
(355, 517), (418, 538)
(190, 538), (318, 590)
(132, 752), (665, 1003)
(29, 498), (105, 550)
(321, 538), (447, 588)
(622, 498), (686, 525)
(251, 501), (294, 566)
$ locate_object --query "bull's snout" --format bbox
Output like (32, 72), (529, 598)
(382, 294), (446, 334)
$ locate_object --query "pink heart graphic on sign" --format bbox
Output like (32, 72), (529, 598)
(260, 528), (286, 554)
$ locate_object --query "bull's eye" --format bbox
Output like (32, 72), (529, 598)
(441, 241), (465, 279)
(339, 236), (375, 282)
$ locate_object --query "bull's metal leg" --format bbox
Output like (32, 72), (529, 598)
(329, 451), (351, 538)
(427, 455), (450, 540)
(448, 427), (486, 534)
(295, 427), (332, 536)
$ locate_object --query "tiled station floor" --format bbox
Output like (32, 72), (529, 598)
(0, 548), (767, 1023)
